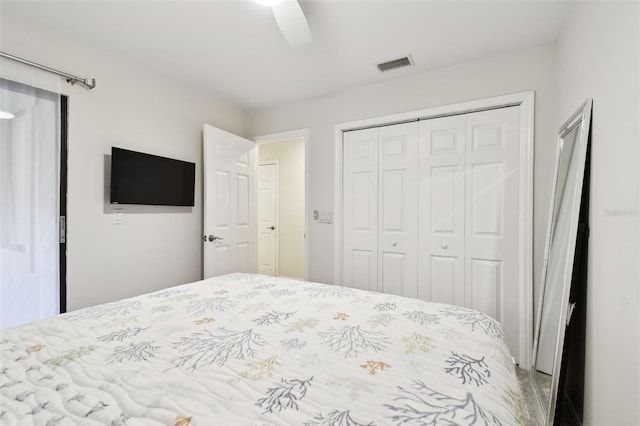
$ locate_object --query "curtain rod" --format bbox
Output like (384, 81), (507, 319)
(0, 51), (96, 90)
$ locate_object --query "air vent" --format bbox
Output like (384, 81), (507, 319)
(377, 55), (414, 73)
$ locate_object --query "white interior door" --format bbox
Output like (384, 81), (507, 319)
(203, 124), (256, 278)
(258, 163), (277, 276)
(342, 128), (378, 292)
(419, 115), (466, 305)
(378, 123), (419, 297)
(464, 106), (521, 357)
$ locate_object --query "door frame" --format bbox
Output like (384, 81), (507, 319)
(333, 91), (535, 368)
(59, 94), (68, 313)
(257, 161), (279, 276)
(252, 128), (309, 281)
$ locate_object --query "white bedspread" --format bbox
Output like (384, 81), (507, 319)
(0, 274), (525, 425)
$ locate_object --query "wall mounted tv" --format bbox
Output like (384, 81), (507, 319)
(110, 147), (195, 207)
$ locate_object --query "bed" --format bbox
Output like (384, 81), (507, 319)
(0, 273), (525, 425)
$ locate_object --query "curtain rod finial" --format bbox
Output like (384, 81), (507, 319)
(66, 77), (96, 90)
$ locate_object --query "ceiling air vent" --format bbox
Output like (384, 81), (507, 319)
(377, 55), (414, 73)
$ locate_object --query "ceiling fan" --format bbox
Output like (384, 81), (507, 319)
(256, 0), (312, 48)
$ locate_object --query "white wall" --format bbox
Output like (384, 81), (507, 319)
(247, 44), (558, 301)
(556, 2), (639, 424)
(0, 11), (246, 310)
(258, 138), (305, 279)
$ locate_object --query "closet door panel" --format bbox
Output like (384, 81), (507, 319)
(381, 252), (405, 296)
(464, 106), (520, 355)
(352, 172), (375, 230)
(430, 255), (461, 304)
(470, 258), (502, 321)
(381, 170), (405, 231)
(343, 128), (378, 292)
(430, 166), (457, 233)
(378, 123), (419, 298)
(351, 249), (375, 292)
(470, 162), (504, 237)
(418, 116), (466, 303)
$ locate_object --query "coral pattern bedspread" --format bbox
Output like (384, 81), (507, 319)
(0, 274), (525, 425)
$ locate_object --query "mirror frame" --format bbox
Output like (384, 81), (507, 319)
(532, 99), (592, 425)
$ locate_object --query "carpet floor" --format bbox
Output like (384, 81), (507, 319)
(516, 367), (543, 425)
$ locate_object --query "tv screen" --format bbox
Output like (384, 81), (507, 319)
(110, 147), (195, 207)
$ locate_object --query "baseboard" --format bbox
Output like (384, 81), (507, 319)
(277, 275), (304, 281)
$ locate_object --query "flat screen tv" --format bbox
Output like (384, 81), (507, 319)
(110, 147), (195, 206)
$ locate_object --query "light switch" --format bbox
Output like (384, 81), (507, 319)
(317, 210), (334, 224)
(113, 208), (125, 225)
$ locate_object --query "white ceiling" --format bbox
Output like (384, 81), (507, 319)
(2, 0), (572, 111)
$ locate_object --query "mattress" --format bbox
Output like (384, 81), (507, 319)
(0, 273), (525, 425)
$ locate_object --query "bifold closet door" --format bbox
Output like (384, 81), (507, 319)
(418, 115), (466, 305)
(378, 123), (419, 297)
(342, 123), (419, 295)
(464, 106), (520, 351)
(342, 128), (379, 292)
(418, 106), (521, 357)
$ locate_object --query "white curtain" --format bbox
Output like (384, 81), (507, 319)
(0, 60), (62, 329)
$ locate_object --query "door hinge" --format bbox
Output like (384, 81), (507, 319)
(60, 216), (66, 244)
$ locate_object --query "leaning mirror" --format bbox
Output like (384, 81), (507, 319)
(532, 99), (592, 424)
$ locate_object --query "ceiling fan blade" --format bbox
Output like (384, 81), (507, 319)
(272, 0), (312, 48)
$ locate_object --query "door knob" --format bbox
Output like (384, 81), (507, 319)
(267, 226), (275, 230)
(391, 242), (397, 247)
(208, 235), (223, 242)
(441, 243), (448, 249)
